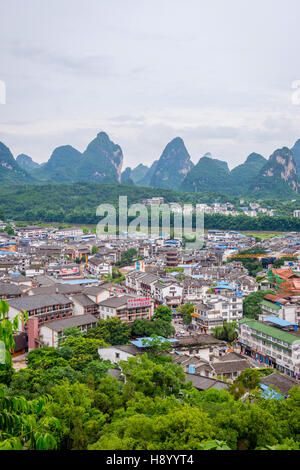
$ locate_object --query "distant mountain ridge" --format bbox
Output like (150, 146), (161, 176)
(2, 132), (300, 199)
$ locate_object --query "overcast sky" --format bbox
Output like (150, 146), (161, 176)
(1, 0), (300, 169)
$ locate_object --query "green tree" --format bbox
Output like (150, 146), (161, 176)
(212, 321), (238, 343)
(152, 305), (173, 323)
(91, 245), (99, 255)
(243, 290), (275, 319)
(45, 380), (106, 450)
(120, 353), (185, 398)
(85, 317), (130, 346)
(178, 303), (194, 325)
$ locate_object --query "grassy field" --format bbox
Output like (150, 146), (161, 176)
(241, 231), (285, 239)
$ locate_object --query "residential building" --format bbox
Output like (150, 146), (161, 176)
(98, 295), (153, 323)
(238, 318), (300, 378)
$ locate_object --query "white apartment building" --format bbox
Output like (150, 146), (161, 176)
(192, 292), (243, 332)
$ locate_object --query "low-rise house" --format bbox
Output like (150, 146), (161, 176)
(260, 371), (300, 397)
(0, 282), (22, 300)
(83, 285), (110, 303)
(87, 257), (112, 277)
(71, 294), (99, 316)
(184, 373), (228, 391)
(210, 352), (253, 381)
(98, 344), (141, 363)
(39, 314), (98, 348)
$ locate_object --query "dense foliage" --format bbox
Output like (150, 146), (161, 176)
(1, 302), (300, 450)
(1, 182), (300, 231)
(243, 290), (276, 319)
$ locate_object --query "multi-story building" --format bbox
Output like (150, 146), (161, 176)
(191, 292), (243, 333)
(8, 294), (73, 349)
(98, 295), (153, 323)
(71, 294), (99, 317)
(125, 271), (182, 307)
(87, 257), (112, 277)
(238, 318), (300, 379)
(55, 227), (84, 238)
(166, 248), (178, 268)
(39, 314), (98, 348)
(16, 226), (48, 239)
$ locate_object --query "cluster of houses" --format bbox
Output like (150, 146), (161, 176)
(1, 221), (300, 390)
(140, 197), (275, 218)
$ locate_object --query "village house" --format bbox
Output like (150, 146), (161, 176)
(39, 314), (98, 348)
(87, 256), (112, 277)
(71, 294), (100, 316)
(0, 282), (23, 300)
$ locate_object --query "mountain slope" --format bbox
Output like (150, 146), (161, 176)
(0, 143), (34, 183)
(149, 137), (194, 189)
(181, 154), (231, 193)
(121, 167), (134, 185)
(16, 154), (40, 171)
(230, 153), (267, 194)
(131, 164), (149, 183)
(31, 145), (82, 182)
(249, 147), (300, 198)
(136, 160), (159, 186)
(290, 139), (300, 174)
(75, 132), (123, 183)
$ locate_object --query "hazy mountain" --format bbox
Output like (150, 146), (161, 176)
(149, 137), (194, 189)
(249, 147), (300, 198)
(0, 142), (34, 184)
(121, 167), (134, 185)
(181, 154), (231, 193)
(230, 153), (267, 194)
(75, 132), (123, 183)
(290, 139), (300, 174)
(131, 164), (149, 183)
(16, 154), (40, 171)
(136, 160), (159, 186)
(31, 145), (82, 182)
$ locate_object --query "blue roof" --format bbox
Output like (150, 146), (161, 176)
(130, 336), (179, 348)
(58, 279), (99, 285)
(265, 317), (297, 327)
(260, 383), (285, 400)
(216, 282), (234, 288)
(177, 264), (198, 268)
